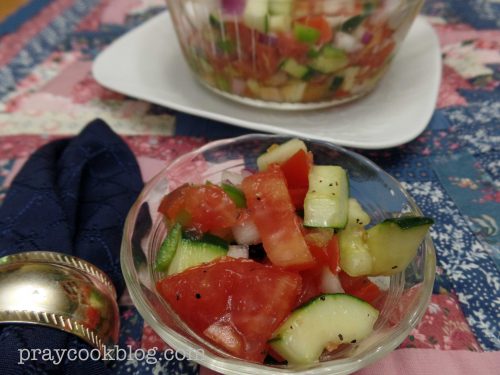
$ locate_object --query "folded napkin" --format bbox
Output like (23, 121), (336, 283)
(0, 119), (143, 374)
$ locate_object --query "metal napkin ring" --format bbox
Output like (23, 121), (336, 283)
(0, 251), (119, 353)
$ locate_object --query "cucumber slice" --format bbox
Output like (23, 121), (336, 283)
(341, 66), (360, 92)
(167, 239), (227, 276)
(281, 58), (311, 79)
(281, 81), (307, 102)
(269, 294), (379, 364)
(304, 166), (349, 228)
(243, 0), (269, 32)
(269, 0), (293, 15)
(156, 222), (182, 272)
(257, 138), (307, 171)
(339, 199), (373, 276)
(310, 46), (349, 74)
(367, 217), (434, 275)
(268, 14), (292, 32)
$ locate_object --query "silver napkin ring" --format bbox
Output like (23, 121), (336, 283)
(0, 251), (119, 353)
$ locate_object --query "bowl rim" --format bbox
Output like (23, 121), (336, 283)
(121, 133), (436, 375)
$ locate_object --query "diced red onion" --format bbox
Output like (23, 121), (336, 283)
(227, 244), (249, 259)
(361, 31), (373, 45)
(222, 0), (246, 15)
(258, 33), (278, 46)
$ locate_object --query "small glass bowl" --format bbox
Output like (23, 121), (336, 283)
(166, 0), (425, 110)
(121, 134), (435, 374)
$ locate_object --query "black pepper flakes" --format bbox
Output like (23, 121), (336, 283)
(392, 265), (398, 269)
(195, 293), (201, 299)
(320, 296), (326, 301)
(351, 339), (357, 344)
(175, 292), (181, 301)
(338, 334), (344, 341)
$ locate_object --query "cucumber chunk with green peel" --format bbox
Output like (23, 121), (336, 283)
(310, 46), (349, 74)
(243, 0), (269, 32)
(268, 14), (292, 32)
(155, 222), (182, 272)
(257, 138), (307, 171)
(167, 239), (227, 276)
(339, 199), (373, 276)
(269, 0), (293, 15)
(304, 166), (349, 228)
(281, 81), (307, 102)
(269, 294), (379, 364)
(281, 58), (311, 79)
(367, 217), (434, 275)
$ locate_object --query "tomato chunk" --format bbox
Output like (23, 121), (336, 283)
(241, 165), (315, 270)
(158, 184), (239, 235)
(279, 149), (313, 209)
(296, 16), (334, 44)
(279, 149), (312, 188)
(338, 271), (382, 305)
(157, 258), (302, 362)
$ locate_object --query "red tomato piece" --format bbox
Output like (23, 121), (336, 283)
(241, 165), (315, 270)
(279, 149), (312, 189)
(297, 266), (323, 306)
(85, 306), (100, 330)
(303, 228), (339, 273)
(255, 43), (280, 79)
(158, 184), (239, 234)
(224, 21), (254, 53)
(158, 184), (190, 223)
(280, 150), (312, 209)
(326, 235), (341, 274)
(338, 271), (382, 305)
(157, 258), (302, 363)
(296, 16), (334, 44)
(288, 187), (309, 209)
(277, 34), (310, 61)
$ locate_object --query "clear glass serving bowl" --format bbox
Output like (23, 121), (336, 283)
(121, 134), (436, 374)
(166, 0), (424, 110)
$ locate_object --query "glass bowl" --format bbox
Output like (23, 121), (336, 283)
(166, 0), (425, 110)
(121, 134), (435, 374)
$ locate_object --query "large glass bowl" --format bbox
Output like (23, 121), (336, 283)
(121, 134), (436, 374)
(166, 0), (425, 110)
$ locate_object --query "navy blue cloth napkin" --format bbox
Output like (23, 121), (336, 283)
(0, 119), (143, 374)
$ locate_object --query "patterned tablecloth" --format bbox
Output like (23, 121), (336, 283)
(0, 0), (498, 374)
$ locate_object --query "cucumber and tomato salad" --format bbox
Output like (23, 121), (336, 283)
(181, 0), (406, 103)
(155, 138), (433, 365)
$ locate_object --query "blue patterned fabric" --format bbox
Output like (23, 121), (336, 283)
(0, 0), (54, 37)
(0, 119), (143, 373)
(0, 0), (102, 98)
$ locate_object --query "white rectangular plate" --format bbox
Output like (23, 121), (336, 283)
(93, 12), (441, 149)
